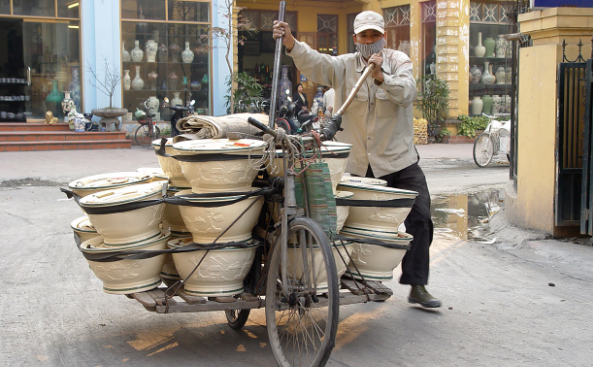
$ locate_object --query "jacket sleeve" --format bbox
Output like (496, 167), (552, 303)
(287, 41), (345, 88)
(377, 54), (417, 107)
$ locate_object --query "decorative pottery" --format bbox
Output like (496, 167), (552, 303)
(122, 70), (131, 91)
(169, 42), (181, 63)
(483, 37), (496, 57)
(160, 232), (189, 284)
(474, 32), (486, 57)
(172, 139), (267, 193)
(91, 108), (128, 131)
(152, 138), (191, 187)
(80, 181), (166, 246)
(191, 80), (202, 91)
(506, 40), (513, 59)
(122, 41), (131, 62)
(496, 35), (506, 58)
(342, 228), (413, 281)
(482, 94), (493, 115)
(201, 74), (209, 88)
(145, 39), (157, 62)
(398, 40), (411, 56)
(471, 96), (483, 115)
(470, 65), (482, 84)
(336, 190), (353, 233)
(506, 67), (512, 84)
(313, 86), (324, 112)
(68, 171), (153, 198)
(132, 65), (144, 90)
(158, 44), (168, 63)
(61, 91), (75, 118)
(481, 62), (495, 85)
(169, 237), (258, 297)
(71, 216), (101, 243)
(181, 41), (195, 64)
(45, 80), (63, 117)
(147, 70), (158, 89)
(496, 67), (506, 85)
(81, 230), (170, 294)
(136, 167), (168, 183)
(69, 65), (81, 109)
(146, 96), (159, 115)
(492, 95), (502, 114)
(131, 40), (144, 62)
(171, 92), (182, 107)
(505, 95), (512, 113)
(278, 65), (292, 106)
(336, 181), (418, 231)
(169, 71), (179, 91)
(340, 176), (387, 186)
(163, 189), (192, 234)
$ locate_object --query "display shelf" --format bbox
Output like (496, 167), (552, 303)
(469, 56), (510, 63)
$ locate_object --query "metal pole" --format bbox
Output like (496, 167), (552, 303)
(268, 1), (286, 129)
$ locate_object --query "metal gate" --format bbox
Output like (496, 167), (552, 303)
(579, 59), (593, 234)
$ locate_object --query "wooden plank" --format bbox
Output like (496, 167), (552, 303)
(154, 299), (264, 314)
(210, 296), (237, 303)
(130, 292), (157, 311)
(340, 278), (370, 295)
(147, 289), (177, 307)
(365, 281), (393, 296)
(237, 293), (259, 302)
(176, 290), (207, 305)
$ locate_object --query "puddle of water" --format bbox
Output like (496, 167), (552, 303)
(430, 189), (505, 241)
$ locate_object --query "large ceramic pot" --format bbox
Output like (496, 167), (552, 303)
(152, 138), (191, 188)
(175, 188), (264, 243)
(336, 181), (418, 232)
(483, 37), (496, 57)
(160, 232), (191, 285)
(471, 96), (483, 116)
(169, 237), (258, 296)
(162, 188), (192, 235)
(268, 141), (352, 194)
(470, 65), (482, 85)
(336, 190), (353, 233)
(131, 40), (144, 62)
(68, 171), (153, 198)
(341, 227), (413, 281)
(71, 216), (101, 243)
(145, 39), (158, 62)
(79, 181), (166, 246)
(495, 35), (506, 58)
(91, 108), (128, 131)
(482, 94), (493, 115)
(80, 230), (170, 294)
(136, 167), (168, 183)
(172, 139), (267, 193)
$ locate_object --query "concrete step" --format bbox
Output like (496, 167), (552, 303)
(0, 131), (128, 142)
(0, 139), (132, 151)
(0, 123), (71, 132)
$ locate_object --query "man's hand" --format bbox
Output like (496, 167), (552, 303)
(368, 53), (384, 84)
(273, 20), (296, 52)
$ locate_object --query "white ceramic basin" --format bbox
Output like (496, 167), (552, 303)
(71, 216), (101, 243)
(169, 237), (258, 297)
(160, 233), (192, 283)
(162, 188), (192, 235)
(335, 190), (353, 233)
(172, 139), (266, 193)
(80, 230), (171, 294)
(340, 176), (387, 186)
(69, 171), (153, 198)
(80, 181), (166, 246)
(137, 167), (169, 183)
(152, 138), (191, 188)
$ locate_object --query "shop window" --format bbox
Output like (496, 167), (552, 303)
(121, 0), (211, 121)
(346, 13), (358, 53)
(13, 0), (55, 17)
(57, 0), (80, 18)
(384, 5), (410, 56)
(421, 1), (437, 78)
(317, 14), (337, 55)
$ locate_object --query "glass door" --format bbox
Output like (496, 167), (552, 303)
(0, 19), (26, 122)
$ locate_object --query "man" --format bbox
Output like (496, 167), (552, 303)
(323, 87), (335, 116)
(273, 10), (440, 308)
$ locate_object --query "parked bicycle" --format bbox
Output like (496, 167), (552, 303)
(473, 113), (511, 167)
(134, 100), (161, 147)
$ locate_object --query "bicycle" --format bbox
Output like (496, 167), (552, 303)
(134, 100), (161, 147)
(164, 96), (195, 137)
(473, 113), (511, 167)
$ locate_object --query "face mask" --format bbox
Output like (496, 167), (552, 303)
(356, 38), (386, 58)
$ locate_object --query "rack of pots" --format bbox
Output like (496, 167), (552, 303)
(65, 136), (419, 299)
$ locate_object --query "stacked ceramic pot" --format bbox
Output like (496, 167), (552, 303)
(336, 179), (418, 282)
(162, 138), (267, 297)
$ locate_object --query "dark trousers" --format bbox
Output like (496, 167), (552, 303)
(366, 163), (433, 285)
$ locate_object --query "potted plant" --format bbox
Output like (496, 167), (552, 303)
(457, 114), (489, 138)
(224, 71), (264, 114)
(87, 59), (128, 131)
(416, 75), (450, 143)
(438, 128), (451, 143)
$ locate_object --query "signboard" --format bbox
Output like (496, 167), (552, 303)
(532, 0), (593, 7)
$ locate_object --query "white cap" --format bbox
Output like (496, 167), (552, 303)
(353, 11), (385, 35)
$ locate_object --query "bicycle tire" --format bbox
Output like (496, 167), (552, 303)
(134, 124), (161, 147)
(473, 133), (494, 167)
(225, 309), (251, 330)
(266, 217), (339, 367)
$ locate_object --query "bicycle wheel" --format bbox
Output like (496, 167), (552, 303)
(225, 309), (251, 330)
(266, 217), (339, 367)
(134, 125), (161, 147)
(473, 133), (494, 167)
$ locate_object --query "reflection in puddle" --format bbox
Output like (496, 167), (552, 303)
(431, 189), (504, 240)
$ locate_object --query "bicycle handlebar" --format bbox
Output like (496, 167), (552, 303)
(247, 116), (339, 141)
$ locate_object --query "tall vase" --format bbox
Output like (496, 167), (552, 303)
(484, 37), (496, 57)
(171, 92), (182, 106)
(122, 41), (131, 62)
(147, 70), (158, 90)
(122, 70), (131, 90)
(145, 39), (157, 63)
(146, 96), (159, 115)
(158, 44), (168, 63)
(495, 35), (506, 58)
(495, 67), (506, 85)
(481, 62), (495, 85)
(201, 74), (209, 90)
(132, 65), (144, 90)
(470, 65), (482, 84)
(131, 40), (144, 62)
(278, 65), (292, 106)
(69, 65), (81, 109)
(169, 41), (181, 63)
(474, 32), (486, 57)
(61, 91), (75, 118)
(471, 96), (483, 116)
(169, 71), (179, 91)
(181, 41), (195, 63)
(313, 86), (324, 113)
(482, 95), (493, 115)
(46, 80), (63, 117)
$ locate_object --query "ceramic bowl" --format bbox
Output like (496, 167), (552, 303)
(341, 226), (413, 281)
(176, 188), (264, 244)
(168, 237), (258, 297)
(162, 188), (192, 234)
(172, 139), (266, 193)
(80, 230), (171, 294)
(70, 216), (101, 243)
(268, 141), (352, 194)
(137, 167), (169, 183)
(152, 138), (191, 188)
(336, 181), (418, 232)
(80, 181), (166, 246)
(68, 171), (153, 198)
(340, 176), (387, 186)
(335, 190), (353, 233)
(160, 233), (192, 284)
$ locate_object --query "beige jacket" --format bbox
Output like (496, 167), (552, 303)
(287, 40), (418, 177)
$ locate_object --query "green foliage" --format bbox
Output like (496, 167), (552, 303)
(224, 72), (264, 113)
(416, 75), (450, 128)
(457, 114), (489, 137)
(160, 127), (172, 137)
(439, 128), (451, 137)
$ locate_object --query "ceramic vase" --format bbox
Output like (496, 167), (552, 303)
(122, 41), (131, 62)
(506, 41), (513, 59)
(474, 32), (486, 57)
(470, 65), (482, 84)
(484, 37), (496, 57)
(158, 44), (168, 63)
(191, 80), (201, 91)
(61, 91), (75, 117)
(146, 96), (159, 115)
(398, 40), (411, 56)
(181, 41), (194, 64)
(471, 96), (483, 116)
(481, 62), (495, 85)
(168, 71), (179, 91)
(169, 42), (181, 63)
(147, 70), (158, 90)
(314, 86), (324, 112)
(69, 65), (81, 109)
(132, 65), (144, 90)
(482, 94), (493, 115)
(122, 70), (131, 90)
(171, 92), (182, 106)
(46, 79), (63, 117)
(145, 39), (158, 62)
(131, 40), (144, 62)
(492, 95), (502, 114)
(496, 35), (506, 58)
(278, 65), (292, 106)
(496, 67), (506, 85)
(506, 67), (513, 84)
